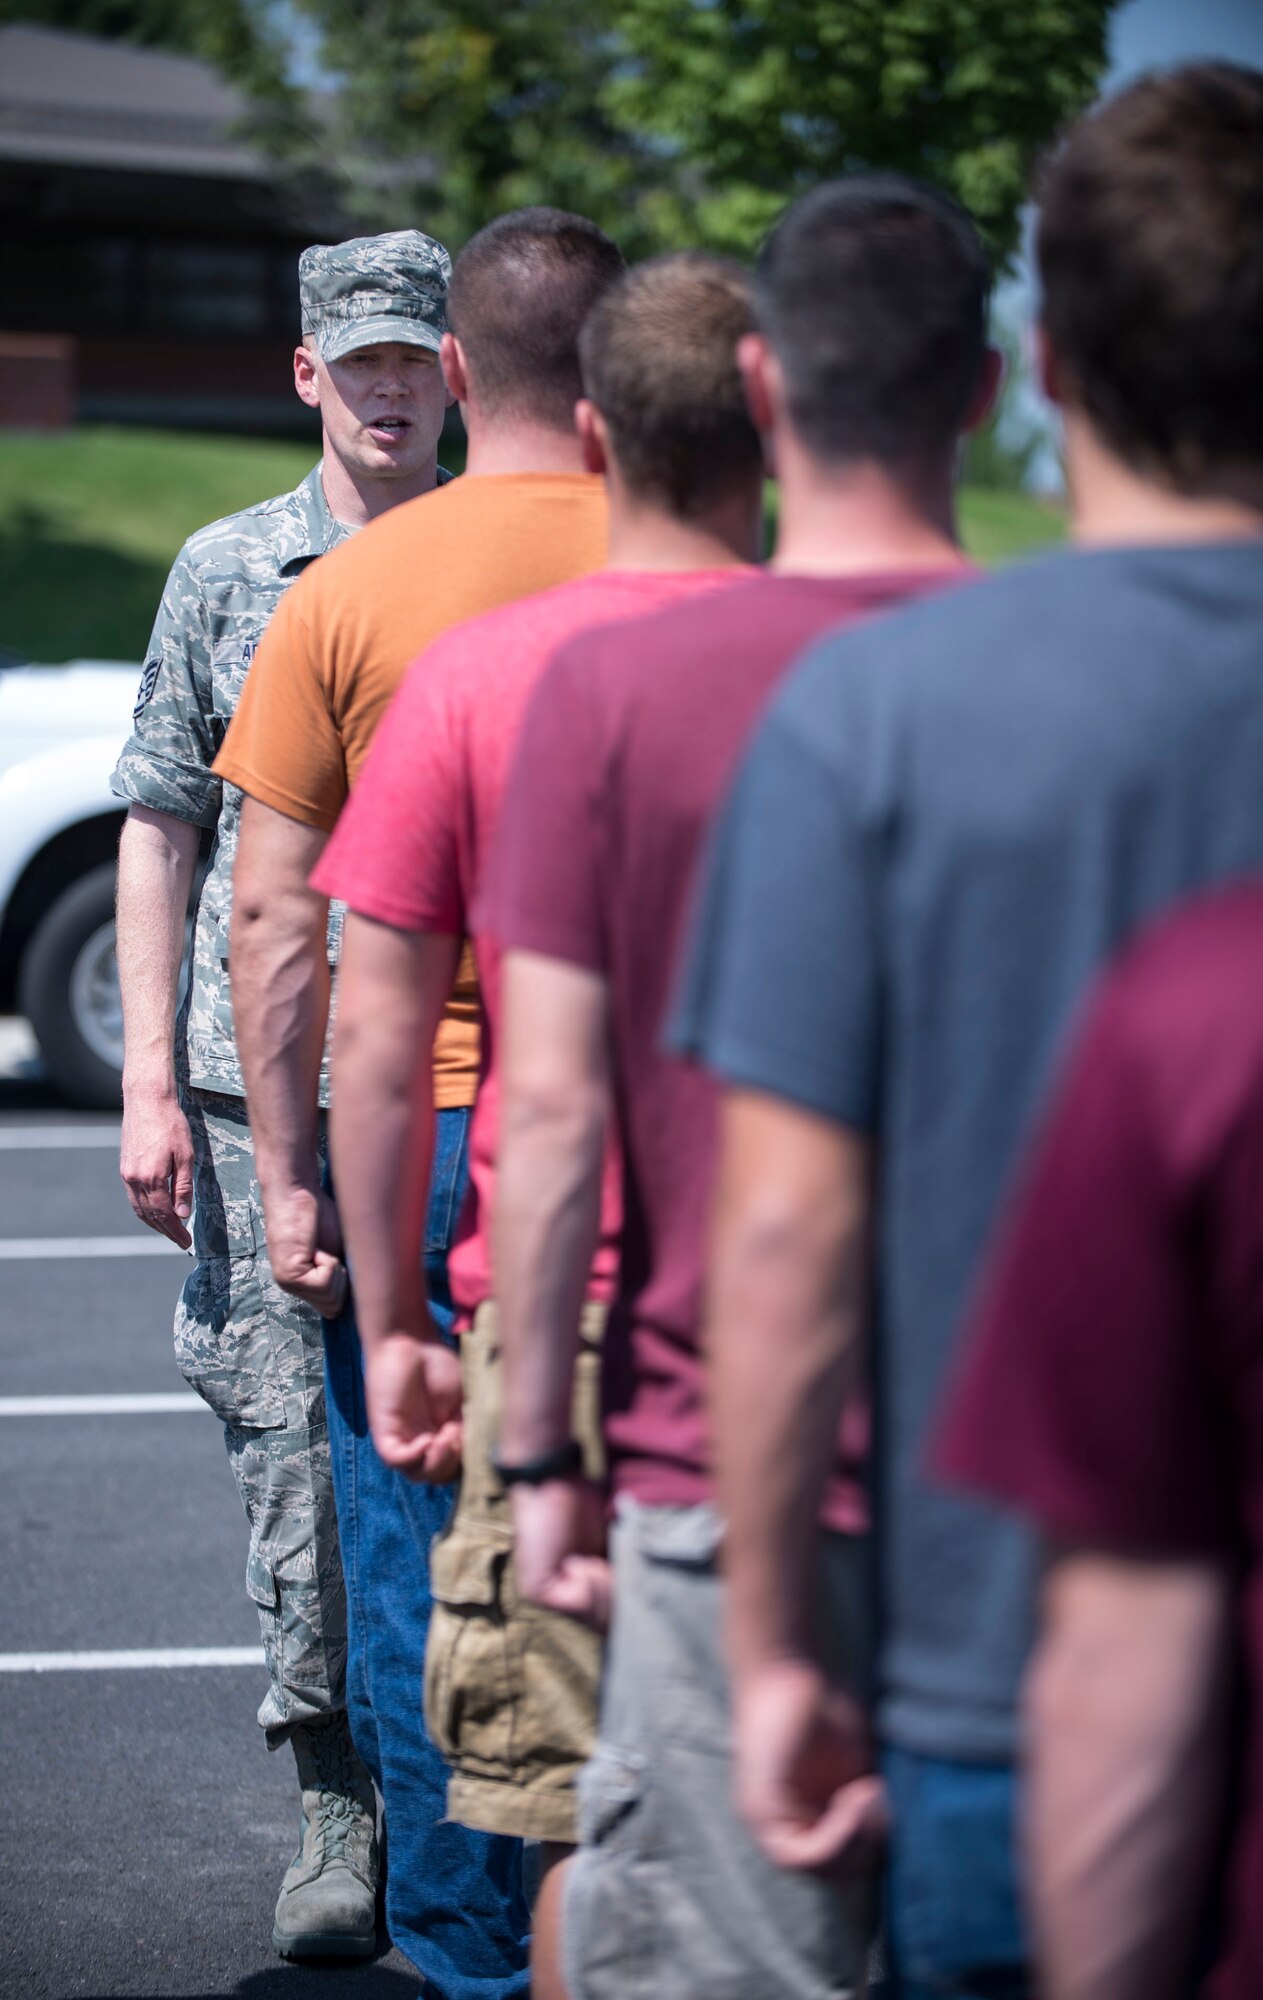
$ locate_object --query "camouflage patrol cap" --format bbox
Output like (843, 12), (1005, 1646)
(299, 228), (451, 363)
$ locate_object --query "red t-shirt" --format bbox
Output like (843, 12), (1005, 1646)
(936, 881), (1263, 2000)
(312, 566), (746, 1320)
(482, 568), (972, 1526)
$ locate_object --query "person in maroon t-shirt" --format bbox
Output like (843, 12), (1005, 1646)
(483, 177), (998, 2000)
(936, 880), (1263, 2000)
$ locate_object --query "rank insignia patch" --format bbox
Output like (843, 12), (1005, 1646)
(133, 659), (161, 718)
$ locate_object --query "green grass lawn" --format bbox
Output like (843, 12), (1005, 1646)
(0, 425), (1066, 663)
(0, 427), (318, 662)
(959, 485), (1067, 564)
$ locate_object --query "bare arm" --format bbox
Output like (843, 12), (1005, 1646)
(708, 1085), (883, 1870)
(231, 794), (342, 1313)
(117, 804), (200, 1246)
(331, 913), (462, 1480)
(496, 949), (612, 1622)
(1026, 1548), (1232, 2000)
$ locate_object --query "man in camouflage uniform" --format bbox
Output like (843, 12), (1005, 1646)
(111, 229), (453, 1961)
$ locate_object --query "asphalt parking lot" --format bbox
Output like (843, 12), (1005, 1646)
(0, 1023), (420, 2000)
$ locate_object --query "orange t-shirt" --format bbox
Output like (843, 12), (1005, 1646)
(214, 471), (608, 1108)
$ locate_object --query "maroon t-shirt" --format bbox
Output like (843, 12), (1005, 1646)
(936, 881), (1263, 2000)
(482, 567), (972, 1527)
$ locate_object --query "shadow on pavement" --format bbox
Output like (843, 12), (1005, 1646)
(76, 1966), (422, 2000)
(0, 1071), (69, 1113)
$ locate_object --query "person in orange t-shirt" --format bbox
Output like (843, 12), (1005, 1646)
(212, 206), (621, 1995)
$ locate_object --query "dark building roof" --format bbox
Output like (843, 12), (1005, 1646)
(0, 24), (269, 181)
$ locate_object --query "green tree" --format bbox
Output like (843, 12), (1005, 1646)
(284, 0), (660, 255)
(604, 0), (1117, 267)
(0, 0), (209, 44)
(282, 0), (1115, 265)
(292, 0), (1116, 266)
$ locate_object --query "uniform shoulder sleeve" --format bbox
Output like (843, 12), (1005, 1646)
(213, 566), (345, 831)
(110, 540), (221, 828)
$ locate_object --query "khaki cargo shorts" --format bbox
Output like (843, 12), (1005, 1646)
(423, 1298), (605, 1844)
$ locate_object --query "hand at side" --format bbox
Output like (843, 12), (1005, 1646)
(733, 1657), (887, 1874)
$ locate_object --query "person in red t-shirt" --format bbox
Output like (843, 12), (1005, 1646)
(936, 880), (1263, 2000)
(313, 252), (763, 1993)
(484, 176), (998, 2000)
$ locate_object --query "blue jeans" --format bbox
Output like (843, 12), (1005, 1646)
(881, 1746), (1030, 2000)
(324, 1107), (531, 1996)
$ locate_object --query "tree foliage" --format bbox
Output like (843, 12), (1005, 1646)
(604, 0), (1116, 267)
(292, 0), (1116, 267)
(1, 0), (209, 45)
(287, 1), (658, 255)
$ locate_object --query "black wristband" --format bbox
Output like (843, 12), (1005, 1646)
(492, 1438), (585, 1487)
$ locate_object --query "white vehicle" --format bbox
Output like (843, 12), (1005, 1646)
(0, 650), (139, 1106)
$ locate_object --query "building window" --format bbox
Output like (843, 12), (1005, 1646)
(0, 235), (135, 330)
(144, 242), (272, 335)
(0, 233), (297, 338)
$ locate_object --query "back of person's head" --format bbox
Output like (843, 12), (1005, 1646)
(1037, 63), (1263, 490)
(447, 207), (625, 430)
(752, 174), (991, 466)
(578, 253), (763, 518)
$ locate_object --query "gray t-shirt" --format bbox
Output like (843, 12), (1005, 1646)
(673, 540), (1263, 1762)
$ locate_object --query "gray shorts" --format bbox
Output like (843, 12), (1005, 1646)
(564, 1500), (875, 2000)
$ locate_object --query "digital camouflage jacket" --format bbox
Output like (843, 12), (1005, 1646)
(111, 464), (350, 1103)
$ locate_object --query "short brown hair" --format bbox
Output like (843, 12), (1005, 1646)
(1038, 63), (1263, 488)
(753, 176), (990, 466)
(578, 253), (763, 517)
(446, 207), (624, 431)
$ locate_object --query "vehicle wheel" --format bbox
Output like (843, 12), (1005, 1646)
(19, 861), (124, 1109)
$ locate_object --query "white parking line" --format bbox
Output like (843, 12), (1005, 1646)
(0, 1236), (185, 1259)
(0, 1126), (121, 1149)
(0, 1648), (264, 1673)
(0, 1393), (205, 1416)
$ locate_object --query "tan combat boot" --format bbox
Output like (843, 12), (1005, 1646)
(272, 1712), (379, 1960)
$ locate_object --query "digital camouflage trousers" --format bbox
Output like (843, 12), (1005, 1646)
(175, 1089), (346, 1748)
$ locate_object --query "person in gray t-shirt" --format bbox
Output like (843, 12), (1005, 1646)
(674, 62), (1263, 2000)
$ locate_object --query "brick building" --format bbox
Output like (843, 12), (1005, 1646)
(0, 24), (344, 433)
